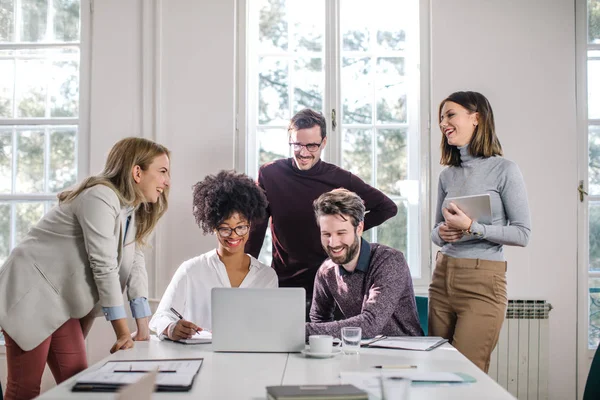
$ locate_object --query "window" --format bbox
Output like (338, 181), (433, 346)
(243, 0), (427, 282)
(0, 0), (83, 266)
(588, 0), (600, 348)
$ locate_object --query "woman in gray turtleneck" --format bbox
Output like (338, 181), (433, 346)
(429, 91), (531, 373)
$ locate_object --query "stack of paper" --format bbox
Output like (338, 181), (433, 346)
(340, 371), (476, 398)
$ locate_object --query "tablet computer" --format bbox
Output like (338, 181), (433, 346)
(442, 194), (492, 225)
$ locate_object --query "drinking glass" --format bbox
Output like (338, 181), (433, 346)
(381, 376), (411, 400)
(341, 326), (361, 354)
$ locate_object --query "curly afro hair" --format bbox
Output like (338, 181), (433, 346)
(192, 170), (268, 235)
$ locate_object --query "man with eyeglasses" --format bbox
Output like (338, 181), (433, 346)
(246, 108), (398, 318)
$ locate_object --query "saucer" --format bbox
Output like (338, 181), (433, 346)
(301, 348), (342, 359)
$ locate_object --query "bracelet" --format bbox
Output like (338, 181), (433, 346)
(462, 220), (474, 235)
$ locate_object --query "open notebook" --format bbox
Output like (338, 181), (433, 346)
(367, 336), (448, 351)
(167, 330), (212, 344)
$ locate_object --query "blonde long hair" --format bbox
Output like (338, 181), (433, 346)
(58, 137), (171, 244)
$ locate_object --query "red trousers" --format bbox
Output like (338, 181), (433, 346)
(3, 318), (88, 400)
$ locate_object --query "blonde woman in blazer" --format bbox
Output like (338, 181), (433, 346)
(0, 137), (171, 400)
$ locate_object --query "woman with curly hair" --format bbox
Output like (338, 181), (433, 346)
(149, 170), (277, 341)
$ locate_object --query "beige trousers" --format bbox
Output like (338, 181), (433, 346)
(428, 252), (507, 373)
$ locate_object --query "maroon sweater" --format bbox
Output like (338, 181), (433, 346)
(245, 158), (398, 296)
(306, 239), (423, 338)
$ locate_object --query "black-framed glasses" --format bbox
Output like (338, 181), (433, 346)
(217, 225), (250, 238)
(289, 141), (323, 153)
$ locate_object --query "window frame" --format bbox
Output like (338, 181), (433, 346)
(0, 0), (91, 260)
(236, 0), (432, 289)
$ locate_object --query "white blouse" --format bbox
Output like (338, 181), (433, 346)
(149, 249), (278, 338)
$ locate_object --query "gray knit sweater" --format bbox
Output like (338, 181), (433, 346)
(431, 145), (531, 261)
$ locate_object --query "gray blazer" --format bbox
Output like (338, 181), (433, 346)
(0, 184), (148, 351)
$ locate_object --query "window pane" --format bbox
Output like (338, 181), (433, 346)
(259, 57), (289, 125)
(50, 54), (79, 117)
(15, 201), (43, 244)
(258, 222), (273, 266)
(16, 128), (44, 193)
(590, 0), (600, 44)
(290, 0), (323, 52)
(377, 25), (405, 51)
(20, 0), (48, 42)
(590, 277), (600, 348)
(15, 51), (46, 117)
(0, 202), (9, 265)
(590, 201), (600, 272)
(589, 126), (600, 195)
(341, 0), (369, 51)
(342, 57), (372, 124)
(53, 0), (80, 41)
(377, 129), (407, 195)
(0, 128), (12, 193)
(49, 128), (76, 192)
(377, 199), (408, 256)
(258, 0), (288, 52)
(257, 128), (289, 168)
(376, 57), (406, 124)
(342, 128), (372, 184)
(0, 0), (14, 43)
(293, 57), (323, 114)
(589, 51), (600, 120)
(0, 51), (14, 117)
(15, 48), (79, 118)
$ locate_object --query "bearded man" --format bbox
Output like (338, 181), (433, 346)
(305, 189), (423, 338)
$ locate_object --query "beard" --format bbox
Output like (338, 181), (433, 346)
(326, 233), (360, 265)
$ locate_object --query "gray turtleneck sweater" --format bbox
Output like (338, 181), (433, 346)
(431, 145), (531, 261)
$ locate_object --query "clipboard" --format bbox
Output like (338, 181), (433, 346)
(72, 358), (203, 392)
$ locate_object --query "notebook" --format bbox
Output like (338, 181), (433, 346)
(266, 384), (368, 400)
(166, 330), (212, 344)
(367, 336), (448, 351)
(442, 193), (492, 224)
(72, 358), (203, 392)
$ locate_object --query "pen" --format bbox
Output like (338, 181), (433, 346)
(114, 370), (176, 373)
(170, 307), (184, 320)
(170, 307), (201, 334)
(373, 365), (417, 369)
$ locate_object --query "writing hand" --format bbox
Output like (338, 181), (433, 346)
(167, 319), (202, 341)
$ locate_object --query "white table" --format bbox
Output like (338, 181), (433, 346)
(37, 340), (516, 399)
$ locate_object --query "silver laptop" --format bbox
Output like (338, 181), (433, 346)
(211, 287), (305, 352)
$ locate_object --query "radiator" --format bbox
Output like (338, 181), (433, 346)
(488, 300), (552, 400)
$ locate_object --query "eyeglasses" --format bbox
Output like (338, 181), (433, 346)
(217, 225), (250, 238)
(289, 141), (323, 153)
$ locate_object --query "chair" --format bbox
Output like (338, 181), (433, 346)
(584, 343), (600, 400)
(415, 296), (428, 336)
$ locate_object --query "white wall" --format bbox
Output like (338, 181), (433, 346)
(430, 1), (578, 399)
(80, 0), (579, 399)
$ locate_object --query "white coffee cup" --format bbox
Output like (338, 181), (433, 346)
(308, 335), (334, 353)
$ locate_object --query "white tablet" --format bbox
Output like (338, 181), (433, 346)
(442, 194), (492, 225)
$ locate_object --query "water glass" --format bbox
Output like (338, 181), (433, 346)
(341, 326), (361, 354)
(381, 376), (411, 400)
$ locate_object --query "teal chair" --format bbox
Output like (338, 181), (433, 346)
(584, 344), (600, 400)
(415, 296), (428, 336)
